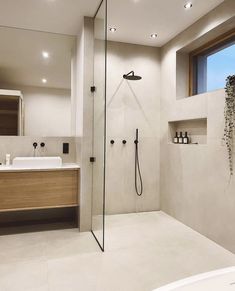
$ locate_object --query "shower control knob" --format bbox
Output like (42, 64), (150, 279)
(110, 140), (115, 145)
(122, 140), (127, 145)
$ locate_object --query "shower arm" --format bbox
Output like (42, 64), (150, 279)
(126, 71), (134, 77)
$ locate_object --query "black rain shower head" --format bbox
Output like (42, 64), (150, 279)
(123, 71), (142, 81)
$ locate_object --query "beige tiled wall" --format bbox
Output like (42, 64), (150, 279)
(160, 0), (235, 253)
(0, 136), (77, 165)
(106, 41), (161, 214)
(73, 17), (94, 232)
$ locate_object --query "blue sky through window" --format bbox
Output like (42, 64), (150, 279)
(207, 43), (235, 91)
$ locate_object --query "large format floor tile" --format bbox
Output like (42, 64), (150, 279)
(0, 259), (48, 291)
(0, 211), (234, 291)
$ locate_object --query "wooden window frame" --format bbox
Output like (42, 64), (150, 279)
(189, 29), (235, 96)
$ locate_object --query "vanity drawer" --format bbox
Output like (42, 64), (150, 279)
(0, 170), (79, 211)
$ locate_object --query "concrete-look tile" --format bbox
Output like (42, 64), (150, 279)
(106, 140), (135, 215)
(105, 212), (235, 289)
(106, 137), (160, 214)
(0, 232), (47, 264)
(107, 245), (234, 291)
(106, 108), (125, 138)
(0, 259), (48, 291)
(0, 212), (234, 291)
(105, 212), (234, 263)
(135, 138), (160, 212)
(0, 136), (76, 164)
(47, 252), (146, 291)
(106, 41), (161, 216)
(160, 2), (235, 256)
(44, 230), (99, 259)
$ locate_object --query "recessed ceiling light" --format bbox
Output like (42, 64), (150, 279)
(42, 78), (47, 84)
(109, 27), (117, 33)
(184, 2), (192, 9)
(151, 33), (158, 39)
(42, 51), (49, 59)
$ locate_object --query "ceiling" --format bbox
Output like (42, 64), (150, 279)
(107, 0), (225, 46)
(0, 0), (225, 89)
(0, 0), (225, 47)
(0, 0), (101, 36)
(0, 27), (75, 89)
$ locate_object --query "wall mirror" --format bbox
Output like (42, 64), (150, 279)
(0, 26), (75, 137)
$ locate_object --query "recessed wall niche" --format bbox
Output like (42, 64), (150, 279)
(168, 118), (207, 145)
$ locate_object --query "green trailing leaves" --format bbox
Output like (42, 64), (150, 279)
(223, 75), (235, 176)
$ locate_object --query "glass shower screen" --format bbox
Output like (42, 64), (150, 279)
(91, 0), (107, 251)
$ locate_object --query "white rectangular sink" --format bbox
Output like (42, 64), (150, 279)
(12, 157), (62, 169)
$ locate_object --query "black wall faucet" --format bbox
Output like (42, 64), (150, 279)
(33, 142), (38, 149)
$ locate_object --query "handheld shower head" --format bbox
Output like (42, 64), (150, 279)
(123, 71), (142, 81)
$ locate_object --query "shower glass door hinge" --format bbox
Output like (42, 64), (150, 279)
(90, 157), (96, 163)
(90, 86), (96, 93)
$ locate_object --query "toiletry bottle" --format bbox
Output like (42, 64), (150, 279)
(174, 132), (178, 144)
(178, 132), (183, 144)
(5, 154), (10, 166)
(183, 132), (189, 144)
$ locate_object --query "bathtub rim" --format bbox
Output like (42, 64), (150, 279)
(153, 266), (235, 291)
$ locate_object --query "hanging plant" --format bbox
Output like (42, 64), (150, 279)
(223, 75), (235, 176)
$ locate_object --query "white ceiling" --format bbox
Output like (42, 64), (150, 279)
(0, 0), (101, 36)
(0, 0), (225, 47)
(107, 0), (225, 46)
(0, 0), (225, 89)
(0, 27), (75, 89)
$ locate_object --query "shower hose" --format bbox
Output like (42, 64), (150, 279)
(134, 129), (143, 196)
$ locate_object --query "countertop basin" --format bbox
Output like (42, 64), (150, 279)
(12, 157), (63, 169)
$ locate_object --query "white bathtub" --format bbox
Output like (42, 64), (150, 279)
(153, 267), (235, 291)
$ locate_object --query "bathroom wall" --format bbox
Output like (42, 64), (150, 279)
(106, 41), (161, 214)
(73, 17), (94, 231)
(160, 0), (235, 253)
(0, 136), (77, 164)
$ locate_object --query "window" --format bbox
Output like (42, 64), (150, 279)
(190, 30), (235, 95)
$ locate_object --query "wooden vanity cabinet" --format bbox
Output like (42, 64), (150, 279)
(0, 169), (79, 212)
